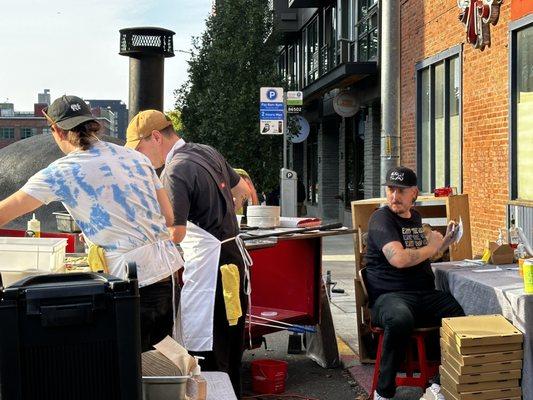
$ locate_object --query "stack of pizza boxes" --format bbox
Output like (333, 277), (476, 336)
(440, 315), (523, 400)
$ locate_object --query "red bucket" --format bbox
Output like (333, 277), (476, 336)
(251, 359), (288, 394)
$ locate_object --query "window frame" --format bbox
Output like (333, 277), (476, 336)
(355, 0), (378, 62)
(415, 44), (463, 194)
(509, 13), (533, 201)
(0, 127), (15, 139)
(20, 127), (37, 139)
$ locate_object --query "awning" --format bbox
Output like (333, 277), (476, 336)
(302, 61), (378, 102)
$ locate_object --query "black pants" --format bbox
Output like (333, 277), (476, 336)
(191, 253), (247, 399)
(371, 290), (465, 398)
(139, 280), (177, 352)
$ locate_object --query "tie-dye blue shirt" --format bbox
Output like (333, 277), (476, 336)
(20, 141), (180, 285)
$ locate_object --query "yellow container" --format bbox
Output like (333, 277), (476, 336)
(523, 259), (533, 294)
(518, 258), (526, 277)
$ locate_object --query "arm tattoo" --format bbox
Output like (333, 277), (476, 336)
(406, 248), (424, 265)
(383, 246), (397, 262)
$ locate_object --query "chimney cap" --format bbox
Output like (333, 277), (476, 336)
(119, 27), (175, 58)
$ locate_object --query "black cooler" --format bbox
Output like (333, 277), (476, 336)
(0, 264), (141, 400)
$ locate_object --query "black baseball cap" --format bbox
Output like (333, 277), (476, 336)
(382, 166), (418, 188)
(42, 95), (97, 131)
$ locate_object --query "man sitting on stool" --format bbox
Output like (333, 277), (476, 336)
(365, 166), (465, 400)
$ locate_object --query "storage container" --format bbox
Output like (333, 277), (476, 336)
(0, 237), (67, 274)
(0, 269), (142, 400)
(247, 206), (280, 228)
(142, 376), (189, 400)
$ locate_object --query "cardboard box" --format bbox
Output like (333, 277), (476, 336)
(442, 348), (522, 374)
(488, 242), (514, 265)
(440, 339), (523, 365)
(441, 384), (521, 400)
(440, 328), (522, 355)
(440, 366), (519, 392)
(440, 363), (521, 384)
(441, 315), (523, 348)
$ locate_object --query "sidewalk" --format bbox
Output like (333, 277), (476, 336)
(323, 235), (422, 400)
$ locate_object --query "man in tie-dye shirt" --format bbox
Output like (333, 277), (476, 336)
(0, 95), (183, 351)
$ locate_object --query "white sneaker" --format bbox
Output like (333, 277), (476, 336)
(374, 391), (391, 400)
(420, 383), (445, 400)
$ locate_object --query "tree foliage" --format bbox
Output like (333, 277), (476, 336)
(175, 0), (284, 193)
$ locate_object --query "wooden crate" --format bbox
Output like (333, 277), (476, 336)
(351, 194), (472, 363)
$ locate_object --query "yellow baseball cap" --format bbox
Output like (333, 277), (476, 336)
(125, 110), (172, 149)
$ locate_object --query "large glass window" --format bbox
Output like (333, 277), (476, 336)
(321, 6), (337, 74)
(304, 18), (319, 86)
(0, 127), (15, 139)
(356, 0), (378, 61)
(513, 23), (533, 201)
(416, 49), (462, 194)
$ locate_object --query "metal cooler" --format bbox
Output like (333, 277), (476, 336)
(0, 264), (141, 400)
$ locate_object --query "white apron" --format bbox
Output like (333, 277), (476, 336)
(174, 221), (252, 352)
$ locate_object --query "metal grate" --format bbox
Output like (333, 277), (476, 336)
(21, 340), (119, 400)
(119, 27), (175, 58)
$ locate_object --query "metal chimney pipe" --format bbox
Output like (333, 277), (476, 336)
(380, 0), (400, 195)
(119, 27), (175, 121)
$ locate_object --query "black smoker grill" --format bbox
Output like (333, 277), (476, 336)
(0, 265), (141, 400)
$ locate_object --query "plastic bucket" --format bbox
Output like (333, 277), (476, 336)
(251, 359), (288, 394)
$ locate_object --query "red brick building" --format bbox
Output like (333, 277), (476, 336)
(400, 0), (533, 254)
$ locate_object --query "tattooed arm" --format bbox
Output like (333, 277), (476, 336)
(231, 177), (251, 212)
(382, 230), (444, 269)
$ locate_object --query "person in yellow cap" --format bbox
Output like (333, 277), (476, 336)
(125, 110), (251, 398)
(0, 95), (184, 352)
(233, 168), (259, 215)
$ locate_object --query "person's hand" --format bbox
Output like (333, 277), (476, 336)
(427, 230), (444, 254)
(440, 220), (458, 252)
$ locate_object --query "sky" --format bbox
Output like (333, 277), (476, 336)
(0, 0), (212, 111)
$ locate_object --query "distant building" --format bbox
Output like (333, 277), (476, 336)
(0, 93), (124, 149)
(86, 100), (128, 140)
(37, 89), (51, 105)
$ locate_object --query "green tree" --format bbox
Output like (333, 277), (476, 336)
(166, 109), (184, 135)
(175, 0), (283, 193)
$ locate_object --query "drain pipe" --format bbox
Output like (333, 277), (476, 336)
(380, 0), (400, 195)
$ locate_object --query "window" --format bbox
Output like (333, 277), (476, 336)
(416, 46), (462, 194)
(0, 127), (15, 139)
(306, 126), (318, 204)
(278, 48), (287, 81)
(42, 127), (51, 135)
(304, 17), (319, 86)
(21, 127), (37, 139)
(345, 113), (365, 207)
(287, 44), (299, 90)
(321, 6), (337, 74)
(511, 19), (533, 201)
(356, 0), (378, 61)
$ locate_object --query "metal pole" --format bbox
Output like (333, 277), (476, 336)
(380, 0), (401, 196)
(283, 93), (288, 169)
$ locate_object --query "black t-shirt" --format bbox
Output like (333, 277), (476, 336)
(161, 143), (241, 240)
(364, 206), (435, 305)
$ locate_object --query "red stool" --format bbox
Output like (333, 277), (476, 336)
(371, 326), (439, 396)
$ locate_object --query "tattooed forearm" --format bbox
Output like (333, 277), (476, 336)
(383, 246), (397, 262)
(405, 248), (425, 265)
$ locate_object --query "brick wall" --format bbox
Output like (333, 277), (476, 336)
(400, 0), (512, 254)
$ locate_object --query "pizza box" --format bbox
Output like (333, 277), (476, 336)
(440, 365), (519, 392)
(440, 339), (523, 365)
(441, 384), (521, 400)
(440, 362), (521, 384)
(442, 348), (522, 374)
(440, 328), (522, 355)
(441, 315), (522, 348)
